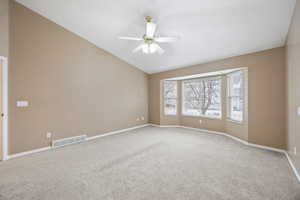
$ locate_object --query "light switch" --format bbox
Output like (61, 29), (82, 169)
(17, 101), (29, 107)
(298, 107), (300, 116)
(46, 132), (52, 139)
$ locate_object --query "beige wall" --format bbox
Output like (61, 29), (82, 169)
(148, 78), (160, 124)
(9, 2), (148, 154)
(286, 0), (300, 175)
(0, 0), (9, 57)
(149, 47), (286, 149)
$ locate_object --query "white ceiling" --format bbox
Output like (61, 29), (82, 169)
(16, 0), (296, 74)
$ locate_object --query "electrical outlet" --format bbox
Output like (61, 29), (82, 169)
(46, 132), (52, 139)
(141, 116), (145, 121)
(136, 118), (140, 121)
(199, 120), (202, 124)
(297, 107), (300, 116)
(16, 101), (29, 107)
(294, 147), (297, 155)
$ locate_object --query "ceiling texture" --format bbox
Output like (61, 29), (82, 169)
(16, 0), (296, 74)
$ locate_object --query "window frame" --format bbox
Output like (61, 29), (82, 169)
(227, 70), (245, 123)
(163, 80), (178, 116)
(181, 76), (222, 119)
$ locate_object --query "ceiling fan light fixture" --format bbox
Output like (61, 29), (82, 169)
(149, 43), (157, 54)
(119, 16), (178, 55)
(142, 44), (149, 54)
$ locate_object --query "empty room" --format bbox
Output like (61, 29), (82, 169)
(0, 0), (300, 199)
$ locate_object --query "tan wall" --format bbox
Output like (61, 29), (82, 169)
(286, 0), (300, 174)
(9, 2), (148, 154)
(0, 0), (9, 57)
(149, 47), (286, 149)
(148, 78), (160, 124)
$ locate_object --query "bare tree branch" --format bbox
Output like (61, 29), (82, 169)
(185, 79), (220, 115)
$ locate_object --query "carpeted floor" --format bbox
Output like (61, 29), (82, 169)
(0, 126), (299, 200)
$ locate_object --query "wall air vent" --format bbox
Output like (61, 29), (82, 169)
(52, 135), (87, 148)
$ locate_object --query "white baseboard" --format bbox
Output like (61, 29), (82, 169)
(8, 146), (51, 160)
(5, 123), (300, 184)
(150, 124), (285, 152)
(148, 123), (179, 128)
(247, 143), (286, 154)
(149, 123), (299, 183)
(86, 124), (150, 141)
(285, 152), (300, 183)
(6, 124), (150, 160)
(150, 124), (249, 145)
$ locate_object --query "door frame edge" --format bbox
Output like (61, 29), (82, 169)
(0, 56), (8, 161)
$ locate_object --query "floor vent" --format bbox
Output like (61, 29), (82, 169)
(52, 135), (87, 148)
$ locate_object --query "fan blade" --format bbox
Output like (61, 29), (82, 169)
(153, 43), (164, 54)
(119, 36), (143, 41)
(132, 44), (144, 53)
(155, 37), (178, 43)
(146, 22), (157, 38)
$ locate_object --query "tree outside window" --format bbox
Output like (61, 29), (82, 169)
(182, 77), (221, 118)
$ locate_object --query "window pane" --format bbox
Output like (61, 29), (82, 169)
(230, 96), (243, 121)
(165, 98), (177, 115)
(228, 71), (244, 122)
(182, 78), (222, 118)
(230, 71), (243, 97)
(164, 81), (177, 115)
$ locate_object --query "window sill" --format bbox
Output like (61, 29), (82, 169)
(164, 114), (177, 117)
(182, 114), (222, 120)
(227, 118), (244, 124)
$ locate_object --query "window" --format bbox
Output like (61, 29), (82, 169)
(182, 77), (222, 118)
(227, 70), (244, 122)
(164, 80), (177, 115)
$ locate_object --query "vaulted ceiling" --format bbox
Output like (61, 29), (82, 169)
(16, 0), (296, 74)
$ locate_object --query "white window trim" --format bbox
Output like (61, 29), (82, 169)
(181, 76), (222, 119)
(163, 80), (177, 116)
(226, 70), (245, 123)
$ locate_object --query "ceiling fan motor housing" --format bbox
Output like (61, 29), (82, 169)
(143, 35), (154, 44)
(145, 16), (152, 23)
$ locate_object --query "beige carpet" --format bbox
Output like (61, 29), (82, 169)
(0, 126), (299, 200)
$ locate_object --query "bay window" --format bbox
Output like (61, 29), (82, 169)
(182, 77), (222, 118)
(163, 80), (177, 115)
(227, 70), (244, 122)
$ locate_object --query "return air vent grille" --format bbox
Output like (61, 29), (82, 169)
(52, 135), (87, 148)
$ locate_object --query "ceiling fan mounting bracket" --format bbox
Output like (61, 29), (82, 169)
(143, 35), (154, 44)
(119, 16), (177, 55)
(145, 16), (152, 23)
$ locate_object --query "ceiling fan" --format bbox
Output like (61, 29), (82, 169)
(118, 16), (178, 55)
